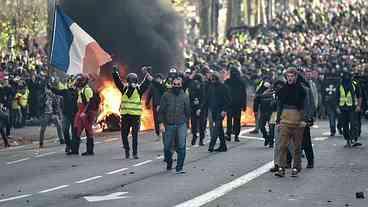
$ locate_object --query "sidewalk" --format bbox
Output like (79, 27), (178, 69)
(0, 126), (61, 151)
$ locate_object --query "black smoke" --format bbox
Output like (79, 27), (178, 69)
(60, 0), (184, 76)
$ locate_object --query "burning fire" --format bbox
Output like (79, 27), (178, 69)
(241, 107), (255, 126)
(96, 81), (255, 132)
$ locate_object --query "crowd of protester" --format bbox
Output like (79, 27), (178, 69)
(183, 1), (368, 117)
(0, 37), (67, 147)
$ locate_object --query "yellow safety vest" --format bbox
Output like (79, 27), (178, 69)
(77, 86), (93, 104)
(19, 89), (29, 108)
(256, 80), (264, 92)
(12, 93), (22, 110)
(339, 85), (356, 107)
(120, 89), (142, 116)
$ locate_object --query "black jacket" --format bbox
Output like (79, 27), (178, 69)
(225, 77), (247, 110)
(0, 85), (15, 110)
(203, 82), (231, 120)
(146, 81), (165, 107)
(187, 80), (206, 112)
(51, 87), (78, 118)
(158, 90), (191, 125)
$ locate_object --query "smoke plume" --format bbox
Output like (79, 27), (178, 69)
(60, 0), (184, 76)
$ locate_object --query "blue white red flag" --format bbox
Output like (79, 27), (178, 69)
(50, 6), (111, 75)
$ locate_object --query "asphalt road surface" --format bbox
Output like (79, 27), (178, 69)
(0, 121), (367, 207)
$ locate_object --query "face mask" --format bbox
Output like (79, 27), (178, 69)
(155, 79), (162, 84)
(129, 83), (137, 88)
(172, 87), (181, 95)
(264, 82), (271, 88)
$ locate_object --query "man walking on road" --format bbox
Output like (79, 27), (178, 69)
(159, 77), (190, 174)
(275, 68), (306, 177)
(336, 70), (362, 148)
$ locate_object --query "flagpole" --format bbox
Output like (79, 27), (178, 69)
(48, 0), (57, 67)
(48, 0), (66, 78)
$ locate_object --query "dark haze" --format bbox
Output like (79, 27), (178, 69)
(60, 0), (184, 76)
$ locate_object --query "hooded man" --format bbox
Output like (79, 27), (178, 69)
(225, 66), (247, 142)
(336, 70), (362, 147)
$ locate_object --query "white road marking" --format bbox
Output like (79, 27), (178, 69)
(84, 192), (129, 202)
(0, 194), (32, 203)
(35, 151), (57, 158)
(312, 125), (319, 129)
(174, 161), (274, 207)
(106, 168), (128, 175)
(133, 160), (152, 167)
(238, 135), (264, 141)
(75, 176), (103, 184)
(313, 137), (328, 141)
(322, 132), (330, 136)
(0, 145), (26, 152)
(95, 141), (102, 144)
(239, 128), (256, 136)
(6, 157), (30, 165)
(157, 155), (164, 160)
(105, 138), (119, 142)
(38, 185), (69, 194)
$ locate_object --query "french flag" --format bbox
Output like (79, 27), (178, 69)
(50, 6), (112, 75)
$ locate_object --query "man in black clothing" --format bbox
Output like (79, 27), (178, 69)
(50, 77), (79, 154)
(321, 77), (339, 136)
(0, 78), (14, 138)
(146, 74), (165, 138)
(298, 74), (316, 169)
(204, 72), (231, 152)
(225, 67), (247, 142)
(27, 73), (45, 119)
(255, 80), (274, 147)
(0, 78), (11, 147)
(187, 73), (206, 146)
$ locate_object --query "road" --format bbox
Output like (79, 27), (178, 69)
(0, 121), (367, 207)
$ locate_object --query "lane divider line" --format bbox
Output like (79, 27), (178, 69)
(238, 136), (264, 141)
(75, 176), (103, 184)
(105, 138), (119, 143)
(133, 160), (152, 167)
(174, 161), (274, 207)
(35, 152), (57, 158)
(0, 194), (33, 203)
(106, 168), (128, 175)
(239, 128), (256, 136)
(38, 185), (69, 194)
(0, 145), (26, 152)
(6, 157), (31, 165)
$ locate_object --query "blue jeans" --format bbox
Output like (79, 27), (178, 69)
(326, 106), (337, 134)
(164, 123), (187, 171)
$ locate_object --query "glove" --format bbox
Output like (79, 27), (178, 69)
(196, 109), (201, 116)
(112, 66), (119, 74)
(336, 108), (341, 114)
